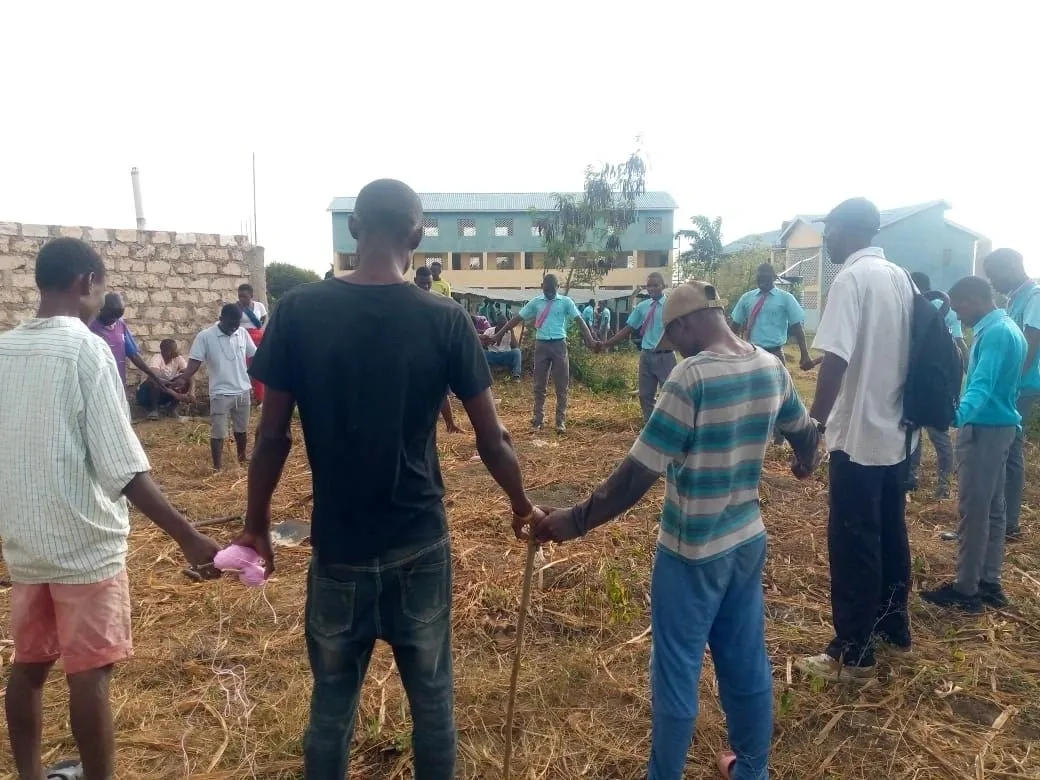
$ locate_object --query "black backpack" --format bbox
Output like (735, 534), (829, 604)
(901, 269), (962, 462)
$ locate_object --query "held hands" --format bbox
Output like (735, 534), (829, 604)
(799, 355), (823, 371)
(234, 529), (276, 577)
(179, 531), (222, 580)
(529, 505), (583, 544)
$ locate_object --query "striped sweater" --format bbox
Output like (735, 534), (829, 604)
(629, 348), (814, 562)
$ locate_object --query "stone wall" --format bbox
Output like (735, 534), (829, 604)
(0, 222), (266, 359)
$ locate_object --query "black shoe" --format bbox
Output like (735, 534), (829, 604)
(978, 580), (1009, 608)
(920, 582), (984, 614)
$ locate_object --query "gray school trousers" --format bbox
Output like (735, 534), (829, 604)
(638, 350), (677, 422)
(532, 339), (569, 427)
(955, 424), (1016, 595)
(1004, 392), (1039, 536)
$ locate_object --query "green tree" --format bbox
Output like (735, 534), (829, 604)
(266, 262), (320, 302)
(533, 148), (647, 294)
(676, 215), (724, 282)
(713, 245), (771, 313)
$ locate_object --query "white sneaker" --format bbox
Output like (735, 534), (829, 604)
(795, 653), (875, 683)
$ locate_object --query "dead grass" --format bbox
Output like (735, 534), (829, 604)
(2, 355), (1040, 779)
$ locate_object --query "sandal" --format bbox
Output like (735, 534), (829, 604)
(46, 759), (84, 779)
(717, 751), (737, 779)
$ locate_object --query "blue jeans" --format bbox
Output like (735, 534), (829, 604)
(486, 348), (522, 377)
(304, 536), (456, 780)
(649, 536), (772, 780)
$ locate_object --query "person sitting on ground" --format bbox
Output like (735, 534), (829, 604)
(907, 271), (967, 497)
(235, 178), (544, 779)
(176, 304), (257, 470)
(415, 266), (462, 433)
(530, 280), (821, 780)
(489, 273), (597, 432)
(921, 276), (1026, 613)
(89, 292), (170, 393)
(429, 260), (451, 297)
(238, 283), (268, 405)
(0, 238), (219, 780)
(136, 338), (189, 420)
(482, 313), (522, 381)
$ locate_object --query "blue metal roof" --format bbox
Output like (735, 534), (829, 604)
(328, 191), (678, 213)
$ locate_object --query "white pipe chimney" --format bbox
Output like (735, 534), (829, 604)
(130, 167), (146, 229)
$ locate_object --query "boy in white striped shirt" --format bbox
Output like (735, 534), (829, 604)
(0, 238), (221, 780)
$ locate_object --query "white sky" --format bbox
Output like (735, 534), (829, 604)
(1, 1), (1036, 276)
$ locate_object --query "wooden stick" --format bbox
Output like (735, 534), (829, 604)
(191, 515), (242, 529)
(503, 536), (538, 780)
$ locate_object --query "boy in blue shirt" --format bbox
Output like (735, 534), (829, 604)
(599, 272), (673, 422)
(922, 276), (1026, 613)
(488, 274), (596, 432)
(982, 248), (1039, 540)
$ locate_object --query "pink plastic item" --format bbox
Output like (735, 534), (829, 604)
(213, 544), (267, 587)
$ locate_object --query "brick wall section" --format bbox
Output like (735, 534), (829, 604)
(0, 221), (266, 398)
(0, 222), (265, 354)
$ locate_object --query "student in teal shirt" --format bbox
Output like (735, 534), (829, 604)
(922, 276), (1026, 613)
(731, 264), (814, 371)
(982, 248), (1038, 539)
(582, 301), (596, 327)
(597, 303), (612, 340)
(600, 272), (674, 422)
(489, 274), (596, 432)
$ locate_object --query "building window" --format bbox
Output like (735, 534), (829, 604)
(494, 218), (514, 237)
(458, 218), (476, 237)
(496, 255), (511, 269)
(646, 217), (663, 235)
(468, 255), (482, 270)
(425, 256), (441, 266)
(422, 218), (439, 237)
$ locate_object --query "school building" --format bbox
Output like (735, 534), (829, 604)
(327, 192), (678, 313)
(722, 200), (990, 330)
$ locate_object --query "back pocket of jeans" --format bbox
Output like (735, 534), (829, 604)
(399, 561), (450, 625)
(308, 577), (356, 638)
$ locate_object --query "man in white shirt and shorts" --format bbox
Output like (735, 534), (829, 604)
(177, 303), (257, 470)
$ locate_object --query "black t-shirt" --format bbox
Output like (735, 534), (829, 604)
(249, 278), (492, 563)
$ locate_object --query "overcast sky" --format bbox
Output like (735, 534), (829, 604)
(1, 1), (1035, 277)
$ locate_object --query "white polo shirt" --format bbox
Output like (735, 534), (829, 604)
(813, 247), (915, 466)
(188, 324), (257, 397)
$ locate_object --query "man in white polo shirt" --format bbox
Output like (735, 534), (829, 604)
(795, 198), (916, 683)
(177, 303), (257, 470)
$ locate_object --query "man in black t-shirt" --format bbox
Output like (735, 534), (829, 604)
(238, 178), (543, 780)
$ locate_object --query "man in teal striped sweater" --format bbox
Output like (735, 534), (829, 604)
(531, 281), (821, 780)
(922, 276), (1026, 613)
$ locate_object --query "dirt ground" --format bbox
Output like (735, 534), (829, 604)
(1, 360), (1039, 779)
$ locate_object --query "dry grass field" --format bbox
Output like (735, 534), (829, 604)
(2, 354), (1039, 779)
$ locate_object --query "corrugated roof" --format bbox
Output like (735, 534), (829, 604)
(328, 192), (677, 213)
(451, 286), (636, 304)
(721, 230), (782, 255)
